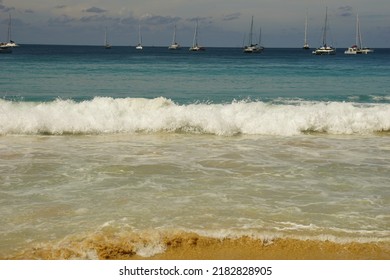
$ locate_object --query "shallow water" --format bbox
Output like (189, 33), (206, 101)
(1, 133), (389, 258)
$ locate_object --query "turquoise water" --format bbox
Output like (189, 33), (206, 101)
(0, 45), (389, 258)
(2, 45), (390, 104)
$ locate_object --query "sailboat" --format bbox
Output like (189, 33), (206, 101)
(168, 25), (181, 50)
(243, 16), (263, 53)
(3, 14), (19, 48)
(344, 13), (373, 55)
(303, 11), (310, 49)
(189, 19), (205, 51)
(312, 7), (336, 55)
(136, 24), (143, 50)
(104, 27), (111, 49)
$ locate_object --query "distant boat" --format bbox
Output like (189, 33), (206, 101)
(303, 10), (310, 49)
(344, 13), (374, 55)
(104, 27), (111, 49)
(136, 25), (143, 50)
(243, 16), (263, 53)
(189, 19), (205, 51)
(168, 25), (181, 50)
(3, 14), (19, 48)
(312, 7), (336, 55)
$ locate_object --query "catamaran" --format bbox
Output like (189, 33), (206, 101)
(189, 19), (205, 51)
(168, 25), (181, 50)
(344, 13), (373, 55)
(312, 7), (336, 55)
(243, 16), (263, 53)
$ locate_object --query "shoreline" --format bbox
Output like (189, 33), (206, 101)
(6, 233), (390, 260)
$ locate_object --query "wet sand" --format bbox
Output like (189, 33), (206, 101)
(8, 232), (390, 260)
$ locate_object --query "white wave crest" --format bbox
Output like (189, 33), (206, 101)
(1, 97), (390, 136)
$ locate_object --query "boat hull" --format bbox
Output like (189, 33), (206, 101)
(0, 46), (12, 54)
(312, 47), (336, 55)
(243, 45), (264, 53)
(168, 44), (181, 50)
(189, 45), (205, 51)
(344, 46), (373, 55)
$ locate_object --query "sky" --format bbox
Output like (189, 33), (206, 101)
(1, 0), (389, 48)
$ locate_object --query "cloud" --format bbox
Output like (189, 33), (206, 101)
(0, 0), (15, 13)
(80, 14), (113, 23)
(222, 12), (241, 21)
(48, 14), (76, 26)
(139, 14), (181, 25)
(83, 7), (107, 14)
(188, 16), (213, 25)
(338, 6), (353, 17)
(120, 16), (139, 26)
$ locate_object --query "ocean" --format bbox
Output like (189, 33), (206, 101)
(1, 45), (389, 259)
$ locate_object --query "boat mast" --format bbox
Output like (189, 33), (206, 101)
(192, 19), (198, 47)
(7, 14), (12, 43)
(138, 24), (142, 45)
(172, 24), (177, 45)
(304, 10), (308, 46)
(258, 27), (262, 46)
(249, 16), (254, 46)
(322, 7), (328, 46)
(357, 13), (363, 49)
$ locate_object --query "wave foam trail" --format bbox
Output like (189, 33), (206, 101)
(1, 97), (390, 136)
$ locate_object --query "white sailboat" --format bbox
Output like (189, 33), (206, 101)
(136, 24), (143, 50)
(168, 25), (181, 50)
(189, 19), (205, 51)
(344, 13), (373, 55)
(243, 16), (263, 53)
(312, 7), (336, 55)
(104, 27), (111, 49)
(3, 14), (19, 48)
(303, 11), (310, 49)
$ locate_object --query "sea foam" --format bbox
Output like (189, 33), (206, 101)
(1, 97), (389, 136)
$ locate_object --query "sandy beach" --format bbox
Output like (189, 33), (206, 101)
(8, 232), (390, 260)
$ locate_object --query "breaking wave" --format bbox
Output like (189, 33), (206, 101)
(1, 97), (390, 136)
(7, 228), (390, 260)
